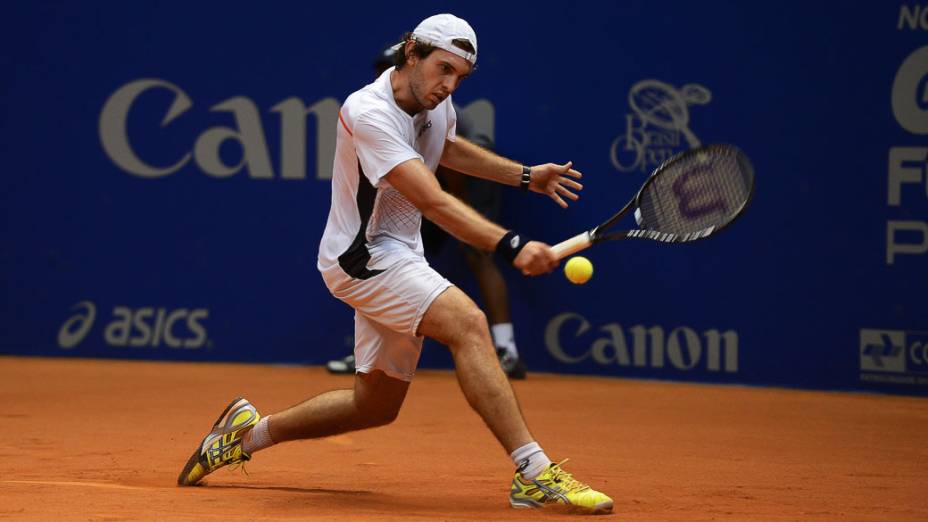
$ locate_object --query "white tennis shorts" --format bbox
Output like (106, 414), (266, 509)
(320, 251), (452, 381)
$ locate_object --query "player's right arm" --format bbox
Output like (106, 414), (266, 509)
(384, 159), (557, 276)
(385, 158), (504, 251)
(351, 108), (556, 275)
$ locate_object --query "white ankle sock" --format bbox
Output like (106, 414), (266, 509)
(242, 416), (274, 454)
(510, 441), (551, 480)
(491, 323), (519, 357)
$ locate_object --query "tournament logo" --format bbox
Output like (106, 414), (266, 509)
(610, 80), (712, 174)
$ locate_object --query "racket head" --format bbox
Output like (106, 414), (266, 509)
(628, 144), (754, 242)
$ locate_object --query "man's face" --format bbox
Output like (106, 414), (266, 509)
(407, 46), (473, 111)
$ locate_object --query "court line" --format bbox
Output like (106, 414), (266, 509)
(2, 480), (153, 491)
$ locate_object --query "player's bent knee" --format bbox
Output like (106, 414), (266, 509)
(461, 306), (488, 331)
(371, 407), (401, 427)
(353, 370), (408, 428)
(420, 287), (490, 347)
(354, 399), (402, 427)
(444, 308), (490, 355)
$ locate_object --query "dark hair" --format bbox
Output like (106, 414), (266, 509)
(451, 38), (476, 55)
(393, 32), (476, 70)
(394, 32), (435, 70)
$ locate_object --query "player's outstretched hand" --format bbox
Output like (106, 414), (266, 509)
(514, 241), (559, 276)
(530, 161), (583, 208)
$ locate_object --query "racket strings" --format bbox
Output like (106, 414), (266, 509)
(637, 145), (753, 235)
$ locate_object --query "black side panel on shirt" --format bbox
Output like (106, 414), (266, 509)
(338, 161), (385, 280)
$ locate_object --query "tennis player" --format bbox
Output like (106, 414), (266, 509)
(178, 13), (613, 514)
(327, 44), (527, 379)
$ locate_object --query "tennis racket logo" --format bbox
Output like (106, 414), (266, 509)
(672, 165), (729, 220)
(551, 144), (754, 259)
(58, 301), (97, 349)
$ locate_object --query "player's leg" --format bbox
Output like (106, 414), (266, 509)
(177, 370), (408, 486)
(266, 369), (409, 442)
(269, 310), (418, 441)
(178, 311), (416, 487)
(416, 286), (531, 452)
(461, 247), (526, 379)
(417, 286), (613, 513)
(178, 290), (425, 487)
(461, 176), (527, 379)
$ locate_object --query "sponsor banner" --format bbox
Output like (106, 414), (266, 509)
(886, 43), (928, 265)
(545, 313), (738, 375)
(2, 2), (926, 395)
(99, 78), (341, 182)
(859, 329), (928, 388)
(58, 301), (210, 351)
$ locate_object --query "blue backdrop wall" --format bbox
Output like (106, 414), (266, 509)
(3, 1), (927, 396)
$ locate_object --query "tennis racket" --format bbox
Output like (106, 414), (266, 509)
(552, 143), (754, 259)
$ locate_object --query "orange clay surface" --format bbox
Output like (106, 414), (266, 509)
(1, 356), (927, 521)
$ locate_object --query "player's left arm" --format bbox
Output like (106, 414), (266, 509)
(439, 136), (584, 208)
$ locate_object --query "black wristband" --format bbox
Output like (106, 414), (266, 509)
(520, 165), (531, 192)
(495, 231), (529, 265)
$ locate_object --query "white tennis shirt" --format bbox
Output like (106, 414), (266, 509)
(317, 67), (457, 278)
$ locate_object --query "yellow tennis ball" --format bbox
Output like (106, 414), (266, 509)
(564, 256), (593, 284)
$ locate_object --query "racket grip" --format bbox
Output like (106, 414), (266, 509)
(551, 232), (593, 259)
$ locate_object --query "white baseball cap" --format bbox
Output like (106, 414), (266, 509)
(411, 14), (478, 66)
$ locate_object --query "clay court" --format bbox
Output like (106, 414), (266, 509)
(1, 356), (925, 520)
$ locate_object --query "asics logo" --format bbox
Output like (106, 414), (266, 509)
(533, 481), (569, 503)
(417, 120), (432, 138)
(58, 300), (210, 349)
(58, 301), (97, 349)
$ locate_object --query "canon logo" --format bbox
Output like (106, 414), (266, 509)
(99, 78), (339, 181)
(99, 79), (497, 184)
(544, 312), (738, 373)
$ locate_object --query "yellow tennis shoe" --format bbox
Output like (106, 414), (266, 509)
(177, 397), (260, 486)
(509, 459), (614, 514)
